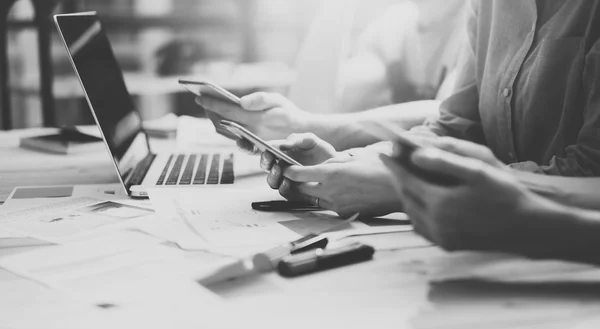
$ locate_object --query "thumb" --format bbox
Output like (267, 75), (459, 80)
(236, 138), (260, 155)
(283, 165), (331, 183)
(240, 92), (292, 111)
(279, 133), (319, 152)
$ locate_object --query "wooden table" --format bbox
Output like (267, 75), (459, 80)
(2, 127), (600, 328)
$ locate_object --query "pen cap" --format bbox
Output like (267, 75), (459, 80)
(277, 250), (321, 277)
(252, 234), (323, 272)
(252, 246), (291, 272)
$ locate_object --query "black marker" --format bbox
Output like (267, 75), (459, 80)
(277, 242), (375, 277)
(252, 200), (321, 212)
(252, 233), (329, 272)
(252, 213), (361, 272)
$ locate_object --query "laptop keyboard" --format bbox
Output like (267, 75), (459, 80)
(179, 155), (197, 185)
(193, 155), (208, 185)
(156, 153), (234, 186)
(155, 155), (173, 185)
(165, 155), (185, 186)
(129, 154), (157, 187)
(206, 154), (220, 184)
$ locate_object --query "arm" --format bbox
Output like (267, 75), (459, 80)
(415, 136), (600, 211)
(522, 201), (600, 266)
(509, 40), (600, 176)
(512, 171), (600, 211)
(197, 92), (440, 152)
(309, 100), (440, 150)
(195, 3), (441, 151)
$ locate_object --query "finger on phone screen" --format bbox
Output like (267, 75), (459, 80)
(236, 138), (259, 155)
(267, 163), (285, 189)
(261, 152), (276, 171)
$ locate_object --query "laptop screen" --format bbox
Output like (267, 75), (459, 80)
(55, 13), (150, 186)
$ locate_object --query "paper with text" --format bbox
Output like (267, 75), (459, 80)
(0, 197), (153, 243)
(147, 187), (318, 251)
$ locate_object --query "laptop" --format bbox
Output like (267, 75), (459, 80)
(54, 12), (235, 198)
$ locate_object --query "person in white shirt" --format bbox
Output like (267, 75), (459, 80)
(339, 0), (465, 113)
(197, 0), (467, 151)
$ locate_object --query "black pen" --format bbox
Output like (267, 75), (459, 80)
(252, 233), (329, 272)
(252, 213), (361, 272)
(252, 200), (321, 212)
(277, 242), (375, 277)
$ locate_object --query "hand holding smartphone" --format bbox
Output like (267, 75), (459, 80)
(179, 79), (241, 140)
(220, 120), (302, 166)
(363, 122), (459, 186)
(179, 79), (302, 166)
(178, 79), (241, 105)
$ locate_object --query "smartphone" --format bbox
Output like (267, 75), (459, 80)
(179, 79), (241, 140)
(178, 79), (241, 105)
(363, 122), (459, 185)
(220, 120), (302, 166)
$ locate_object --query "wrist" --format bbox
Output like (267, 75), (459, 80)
(310, 113), (381, 151)
(293, 112), (321, 135)
(500, 192), (555, 259)
(515, 195), (599, 264)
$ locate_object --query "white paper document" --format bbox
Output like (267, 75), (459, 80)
(0, 228), (26, 239)
(0, 231), (162, 285)
(0, 231), (227, 306)
(148, 187), (300, 250)
(147, 187), (365, 253)
(0, 197), (154, 243)
(0, 279), (230, 329)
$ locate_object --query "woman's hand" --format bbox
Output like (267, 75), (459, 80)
(260, 133), (338, 188)
(426, 137), (507, 170)
(260, 133), (401, 217)
(197, 92), (313, 141)
(384, 147), (548, 253)
(281, 157), (404, 218)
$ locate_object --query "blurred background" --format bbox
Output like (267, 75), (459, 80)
(3, 0), (404, 129)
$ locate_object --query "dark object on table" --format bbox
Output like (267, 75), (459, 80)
(20, 127), (103, 155)
(252, 233), (330, 272)
(277, 242), (375, 278)
(252, 200), (321, 212)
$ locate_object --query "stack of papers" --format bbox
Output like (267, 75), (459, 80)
(0, 181), (414, 317)
(146, 186), (373, 256)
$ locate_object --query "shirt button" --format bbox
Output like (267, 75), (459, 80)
(503, 88), (511, 98)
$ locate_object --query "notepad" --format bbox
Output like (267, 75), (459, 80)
(19, 128), (103, 155)
(11, 186), (74, 199)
